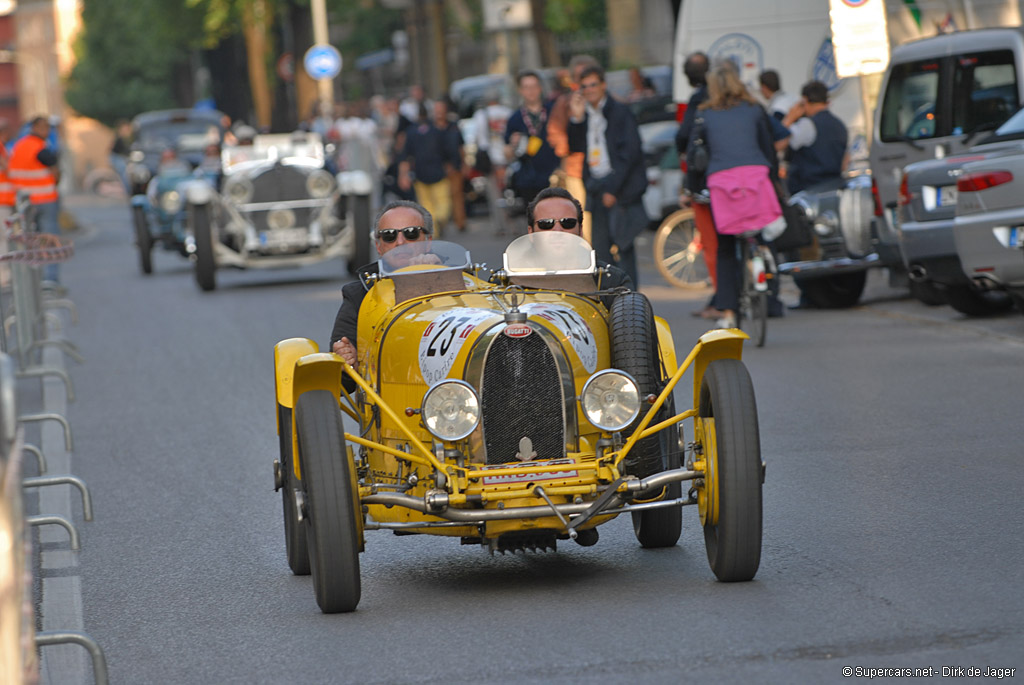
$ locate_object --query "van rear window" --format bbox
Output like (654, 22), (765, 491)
(879, 60), (941, 142)
(951, 50), (1018, 136)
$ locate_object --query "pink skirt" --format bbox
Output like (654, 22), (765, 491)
(707, 165), (782, 235)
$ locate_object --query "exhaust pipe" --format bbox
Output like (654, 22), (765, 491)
(908, 264), (928, 282)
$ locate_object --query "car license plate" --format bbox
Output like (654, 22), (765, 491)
(1010, 227), (1024, 248)
(481, 458), (578, 485)
(938, 185), (958, 207)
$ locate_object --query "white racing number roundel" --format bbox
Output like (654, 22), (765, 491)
(522, 303), (597, 373)
(418, 309), (499, 385)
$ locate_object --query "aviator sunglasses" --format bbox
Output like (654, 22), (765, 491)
(534, 217), (579, 231)
(376, 226), (430, 243)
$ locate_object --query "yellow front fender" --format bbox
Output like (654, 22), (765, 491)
(692, 328), (747, 409)
(654, 315), (678, 376)
(288, 352), (346, 481)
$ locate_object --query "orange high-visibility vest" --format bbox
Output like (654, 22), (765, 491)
(8, 135), (58, 204)
(0, 144), (14, 207)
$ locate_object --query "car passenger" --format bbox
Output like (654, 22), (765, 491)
(517, 186), (633, 294)
(330, 200), (438, 369)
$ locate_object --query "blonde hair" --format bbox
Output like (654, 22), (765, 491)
(701, 61), (759, 110)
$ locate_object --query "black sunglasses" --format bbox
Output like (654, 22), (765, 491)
(534, 217), (579, 231)
(376, 226), (430, 243)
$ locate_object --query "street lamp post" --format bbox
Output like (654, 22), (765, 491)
(310, 0), (334, 117)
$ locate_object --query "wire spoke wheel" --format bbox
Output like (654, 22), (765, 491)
(654, 208), (709, 289)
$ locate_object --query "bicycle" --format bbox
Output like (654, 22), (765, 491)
(653, 207), (710, 289)
(736, 231), (776, 348)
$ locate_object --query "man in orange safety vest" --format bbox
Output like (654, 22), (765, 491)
(8, 115), (61, 284)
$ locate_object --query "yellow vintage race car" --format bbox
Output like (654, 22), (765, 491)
(273, 232), (764, 613)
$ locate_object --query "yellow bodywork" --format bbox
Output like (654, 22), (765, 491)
(274, 264), (748, 539)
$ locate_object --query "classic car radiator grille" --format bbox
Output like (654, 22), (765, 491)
(250, 166), (318, 232)
(481, 333), (564, 464)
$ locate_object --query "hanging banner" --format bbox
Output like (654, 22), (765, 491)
(829, 0), (891, 78)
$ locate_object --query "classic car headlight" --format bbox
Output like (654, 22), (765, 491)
(266, 207), (296, 231)
(159, 190), (183, 213)
(580, 370), (640, 432)
(224, 176), (254, 204)
(306, 169), (335, 198)
(128, 163), (151, 185)
(421, 380), (480, 442)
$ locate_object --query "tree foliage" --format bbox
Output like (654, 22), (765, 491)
(543, 0), (607, 34)
(65, 0), (205, 127)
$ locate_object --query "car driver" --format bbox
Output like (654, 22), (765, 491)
(330, 200), (438, 369)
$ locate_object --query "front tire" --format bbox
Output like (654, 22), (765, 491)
(610, 292), (682, 548)
(296, 391), (361, 613)
(132, 206), (153, 275)
(653, 208), (709, 289)
(794, 271), (866, 309)
(698, 359), (762, 582)
(278, 405), (310, 576)
(191, 204), (217, 292)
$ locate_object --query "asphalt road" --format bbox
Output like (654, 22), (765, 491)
(36, 196), (1024, 684)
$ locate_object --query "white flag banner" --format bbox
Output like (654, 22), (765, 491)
(829, 0), (891, 78)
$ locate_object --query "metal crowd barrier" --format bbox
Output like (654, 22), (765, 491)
(0, 199), (107, 684)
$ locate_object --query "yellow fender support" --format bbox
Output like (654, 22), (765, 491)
(274, 338), (319, 437)
(654, 315), (678, 376)
(691, 328), (747, 410)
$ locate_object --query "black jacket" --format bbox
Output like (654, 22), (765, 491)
(567, 98), (647, 206)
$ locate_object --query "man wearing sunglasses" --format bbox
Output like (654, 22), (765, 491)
(521, 187), (632, 295)
(330, 200), (436, 370)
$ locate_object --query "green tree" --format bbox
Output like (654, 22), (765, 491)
(65, 0), (205, 127)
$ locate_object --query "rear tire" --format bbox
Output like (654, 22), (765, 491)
(191, 204), (217, 292)
(296, 391), (361, 613)
(278, 405), (310, 576)
(698, 359), (762, 582)
(133, 206), (153, 275)
(794, 271), (866, 309)
(943, 284), (1013, 316)
(349, 195), (372, 276)
(609, 292), (682, 548)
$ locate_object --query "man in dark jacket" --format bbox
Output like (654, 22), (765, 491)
(780, 80), (848, 195)
(330, 201), (435, 376)
(567, 65), (647, 287)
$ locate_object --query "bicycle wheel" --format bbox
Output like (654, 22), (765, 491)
(737, 241), (767, 347)
(653, 208), (709, 289)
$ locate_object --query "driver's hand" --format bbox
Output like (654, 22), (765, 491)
(332, 337), (357, 367)
(408, 253), (442, 266)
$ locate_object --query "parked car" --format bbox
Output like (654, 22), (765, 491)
(640, 120), (683, 225)
(871, 28), (1024, 288)
(953, 139), (1024, 313)
(183, 130), (372, 292)
(273, 233), (764, 612)
(894, 107), (1024, 314)
(127, 109), (227, 275)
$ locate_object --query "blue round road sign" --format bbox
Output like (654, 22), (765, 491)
(304, 45), (342, 80)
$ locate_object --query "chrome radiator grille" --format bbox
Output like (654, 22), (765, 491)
(481, 333), (564, 464)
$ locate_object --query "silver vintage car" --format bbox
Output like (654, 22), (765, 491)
(182, 130), (373, 292)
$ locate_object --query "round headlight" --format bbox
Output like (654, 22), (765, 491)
(306, 169), (335, 198)
(421, 380), (480, 442)
(128, 163), (151, 185)
(159, 190), (183, 213)
(266, 207), (296, 231)
(580, 370), (640, 433)
(225, 176), (254, 204)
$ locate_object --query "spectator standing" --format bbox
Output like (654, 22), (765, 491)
(400, 84), (431, 123)
(627, 67), (656, 102)
(398, 104), (455, 236)
(434, 97), (467, 232)
(8, 116), (62, 287)
(690, 63), (781, 329)
(472, 91), (512, 234)
(568, 64), (647, 287)
(674, 51), (721, 319)
(759, 70), (800, 121)
(547, 54), (599, 243)
(780, 80), (849, 195)
(504, 70), (560, 212)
